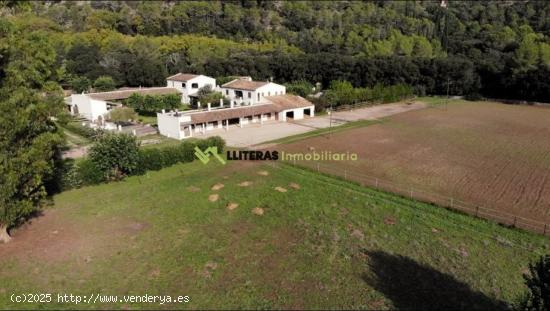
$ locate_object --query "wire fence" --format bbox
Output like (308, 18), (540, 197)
(281, 159), (550, 236)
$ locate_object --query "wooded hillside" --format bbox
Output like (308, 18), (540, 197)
(1, 1), (549, 101)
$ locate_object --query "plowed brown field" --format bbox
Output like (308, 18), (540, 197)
(281, 101), (550, 227)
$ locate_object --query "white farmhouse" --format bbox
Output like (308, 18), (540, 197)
(220, 77), (286, 106)
(166, 73), (216, 104)
(68, 87), (181, 123)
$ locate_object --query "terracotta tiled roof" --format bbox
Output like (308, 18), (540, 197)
(186, 95), (314, 124)
(88, 87), (181, 101)
(222, 79), (270, 91)
(189, 104), (279, 124)
(264, 94), (315, 110)
(166, 73), (200, 82)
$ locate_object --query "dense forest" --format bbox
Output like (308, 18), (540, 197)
(1, 0), (550, 101)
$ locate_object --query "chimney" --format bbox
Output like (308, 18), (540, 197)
(220, 98), (223, 108)
(161, 109), (165, 114)
(207, 103), (211, 111)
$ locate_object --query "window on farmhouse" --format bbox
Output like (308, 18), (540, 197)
(235, 90), (243, 98)
(182, 83), (186, 88)
(226, 90), (229, 95)
(192, 83), (198, 89)
(248, 92), (251, 98)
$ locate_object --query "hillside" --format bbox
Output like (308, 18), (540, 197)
(1, 1), (549, 100)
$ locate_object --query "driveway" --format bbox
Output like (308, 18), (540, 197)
(200, 121), (312, 147)
(202, 102), (427, 147)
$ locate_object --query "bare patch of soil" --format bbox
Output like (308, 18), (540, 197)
(226, 203), (239, 210)
(384, 217), (397, 225)
(208, 194), (219, 202)
(187, 186), (200, 192)
(274, 186), (287, 193)
(211, 183), (224, 191)
(351, 229), (365, 240)
(238, 181), (252, 187)
(289, 183), (301, 190)
(252, 207), (264, 215)
(257, 170), (270, 176)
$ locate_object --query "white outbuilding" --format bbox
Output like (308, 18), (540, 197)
(166, 73), (216, 104)
(68, 87), (181, 123)
(220, 77), (286, 106)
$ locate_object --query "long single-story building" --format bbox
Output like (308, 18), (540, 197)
(68, 87), (181, 123)
(157, 94), (315, 140)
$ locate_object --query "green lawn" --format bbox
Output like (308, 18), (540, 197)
(0, 160), (547, 309)
(137, 114), (158, 126)
(138, 134), (181, 150)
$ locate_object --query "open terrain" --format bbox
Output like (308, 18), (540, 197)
(200, 102), (426, 147)
(0, 160), (547, 309)
(280, 100), (550, 230)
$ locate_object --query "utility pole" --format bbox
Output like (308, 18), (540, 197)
(446, 77), (450, 111)
(328, 103), (333, 138)
(442, 0), (450, 111)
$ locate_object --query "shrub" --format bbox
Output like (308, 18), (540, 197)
(58, 136), (226, 190)
(109, 107), (138, 124)
(285, 80), (315, 97)
(76, 159), (104, 186)
(70, 76), (91, 93)
(515, 254), (550, 311)
(93, 76), (116, 92)
(125, 93), (181, 114)
(89, 133), (140, 181)
(323, 80), (414, 107)
(137, 136), (226, 172)
(62, 122), (105, 140)
(465, 93), (483, 101)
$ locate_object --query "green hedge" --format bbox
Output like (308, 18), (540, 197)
(136, 136), (225, 173)
(62, 122), (105, 140)
(58, 136), (226, 191)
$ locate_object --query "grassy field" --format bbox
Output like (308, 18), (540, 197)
(280, 100), (550, 227)
(0, 160), (547, 309)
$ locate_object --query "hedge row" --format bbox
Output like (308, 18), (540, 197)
(136, 136), (225, 173)
(59, 136), (226, 190)
(62, 121), (105, 140)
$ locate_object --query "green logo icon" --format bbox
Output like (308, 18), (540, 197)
(194, 146), (226, 165)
